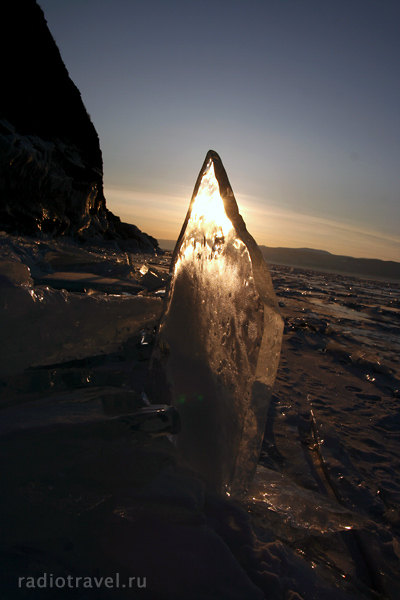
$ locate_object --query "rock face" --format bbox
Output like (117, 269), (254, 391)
(0, 0), (157, 252)
(147, 150), (283, 496)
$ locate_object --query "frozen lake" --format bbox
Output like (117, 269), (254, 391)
(1, 234), (399, 599)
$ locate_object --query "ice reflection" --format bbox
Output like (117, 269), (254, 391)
(246, 465), (364, 535)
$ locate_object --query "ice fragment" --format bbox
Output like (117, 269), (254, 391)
(147, 150), (283, 496)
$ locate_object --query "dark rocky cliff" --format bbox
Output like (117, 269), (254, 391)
(0, 0), (158, 252)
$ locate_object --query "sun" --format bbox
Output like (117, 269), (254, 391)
(189, 159), (233, 238)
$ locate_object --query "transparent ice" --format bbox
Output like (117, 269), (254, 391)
(247, 465), (364, 536)
(147, 151), (284, 496)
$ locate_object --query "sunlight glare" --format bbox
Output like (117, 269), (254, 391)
(190, 159), (233, 238)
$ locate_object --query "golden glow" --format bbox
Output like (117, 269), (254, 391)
(104, 185), (400, 262)
(174, 159), (247, 275)
(190, 160), (233, 238)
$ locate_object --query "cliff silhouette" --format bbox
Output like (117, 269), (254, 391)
(0, 0), (158, 252)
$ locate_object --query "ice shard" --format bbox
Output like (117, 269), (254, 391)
(147, 150), (283, 496)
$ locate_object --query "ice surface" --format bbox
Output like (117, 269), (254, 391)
(0, 286), (162, 377)
(246, 465), (364, 535)
(2, 243), (400, 598)
(147, 151), (283, 496)
(0, 236), (164, 379)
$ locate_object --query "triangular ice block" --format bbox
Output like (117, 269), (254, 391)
(147, 150), (283, 496)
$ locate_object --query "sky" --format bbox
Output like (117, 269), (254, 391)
(38, 0), (400, 261)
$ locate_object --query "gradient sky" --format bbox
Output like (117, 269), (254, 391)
(38, 0), (399, 261)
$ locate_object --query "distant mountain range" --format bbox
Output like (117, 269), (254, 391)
(258, 246), (400, 282)
(158, 240), (400, 282)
